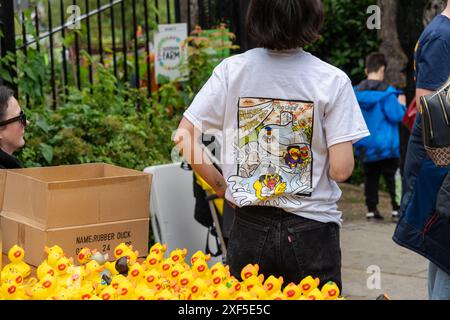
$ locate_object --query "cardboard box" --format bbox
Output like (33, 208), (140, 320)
(0, 163), (152, 266)
(1, 215), (149, 267)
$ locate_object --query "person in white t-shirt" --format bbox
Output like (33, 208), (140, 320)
(174, 0), (369, 291)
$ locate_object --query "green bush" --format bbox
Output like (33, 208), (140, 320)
(307, 0), (380, 186)
(18, 64), (181, 171)
(308, 0), (380, 84)
(8, 24), (238, 172)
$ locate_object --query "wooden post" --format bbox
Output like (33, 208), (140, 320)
(377, 0), (408, 89)
(0, 0), (17, 93)
(190, 0), (199, 29)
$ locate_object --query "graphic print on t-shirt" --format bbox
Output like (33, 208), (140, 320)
(228, 97), (314, 207)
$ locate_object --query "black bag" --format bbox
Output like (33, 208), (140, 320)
(420, 87), (450, 167)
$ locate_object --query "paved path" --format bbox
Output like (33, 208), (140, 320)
(341, 220), (428, 300)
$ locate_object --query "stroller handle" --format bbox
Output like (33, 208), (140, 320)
(205, 194), (220, 201)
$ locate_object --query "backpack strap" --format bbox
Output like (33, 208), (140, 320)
(205, 226), (223, 257)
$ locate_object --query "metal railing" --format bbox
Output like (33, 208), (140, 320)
(0, 0), (238, 108)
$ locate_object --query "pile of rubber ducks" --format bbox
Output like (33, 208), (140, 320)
(0, 243), (343, 300)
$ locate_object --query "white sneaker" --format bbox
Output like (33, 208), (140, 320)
(367, 212), (375, 219)
(392, 211), (399, 219)
(367, 211), (384, 220)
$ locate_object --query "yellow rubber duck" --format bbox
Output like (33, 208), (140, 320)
(44, 245), (65, 269)
(144, 252), (162, 270)
(240, 264), (260, 281)
(36, 260), (56, 280)
(113, 243), (130, 260)
(1, 267), (25, 287)
(178, 270), (194, 289)
(235, 291), (255, 300)
(83, 260), (105, 291)
(211, 268), (229, 287)
(307, 288), (325, 300)
(127, 262), (145, 286)
(114, 243), (139, 265)
(26, 274), (58, 300)
(191, 259), (209, 279)
(249, 285), (268, 300)
(124, 247), (139, 266)
(212, 283), (231, 300)
(189, 278), (208, 299)
(0, 281), (26, 300)
(177, 287), (190, 300)
(100, 285), (119, 300)
(283, 282), (302, 300)
(50, 287), (76, 300)
(143, 269), (161, 289)
(4, 245), (31, 279)
(190, 251), (211, 265)
(72, 283), (97, 300)
(299, 275), (320, 296)
(169, 248), (188, 265)
(54, 256), (74, 288)
(110, 274), (128, 291)
(117, 278), (136, 300)
(243, 274), (264, 291)
(149, 243), (167, 259)
(270, 292), (285, 300)
(156, 288), (174, 300)
(226, 277), (242, 298)
(104, 260), (119, 277)
(210, 262), (231, 278)
(135, 285), (156, 300)
(264, 275), (284, 296)
(159, 258), (174, 279)
(321, 281), (340, 300)
(77, 248), (92, 265)
(169, 263), (186, 287)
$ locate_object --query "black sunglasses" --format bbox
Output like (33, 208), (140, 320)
(0, 111), (27, 127)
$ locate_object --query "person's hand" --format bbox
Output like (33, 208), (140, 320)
(215, 188), (226, 199)
(398, 94), (406, 106)
(214, 181), (227, 199)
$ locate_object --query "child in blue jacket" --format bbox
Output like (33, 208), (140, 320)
(354, 52), (406, 220)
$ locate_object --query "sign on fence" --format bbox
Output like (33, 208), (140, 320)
(154, 23), (188, 84)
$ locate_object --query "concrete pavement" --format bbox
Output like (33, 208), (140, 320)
(341, 220), (428, 300)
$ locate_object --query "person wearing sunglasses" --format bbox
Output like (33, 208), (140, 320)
(0, 85), (27, 169)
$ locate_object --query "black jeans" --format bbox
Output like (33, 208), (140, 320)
(226, 206), (342, 291)
(363, 158), (400, 212)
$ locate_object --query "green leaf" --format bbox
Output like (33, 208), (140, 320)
(35, 116), (50, 134)
(0, 69), (13, 83)
(39, 143), (54, 164)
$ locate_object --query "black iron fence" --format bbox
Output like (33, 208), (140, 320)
(0, 0), (242, 108)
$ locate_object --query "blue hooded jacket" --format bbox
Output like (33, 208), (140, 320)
(353, 82), (406, 163)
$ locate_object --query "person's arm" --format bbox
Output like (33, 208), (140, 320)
(174, 117), (227, 198)
(328, 142), (355, 182)
(382, 93), (406, 123)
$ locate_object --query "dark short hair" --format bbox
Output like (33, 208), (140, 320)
(0, 86), (14, 121)
(366, 52), (388, 74)
(246, 0), (324, 50)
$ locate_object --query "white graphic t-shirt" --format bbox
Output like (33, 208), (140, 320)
(184, 48), (369, 225)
